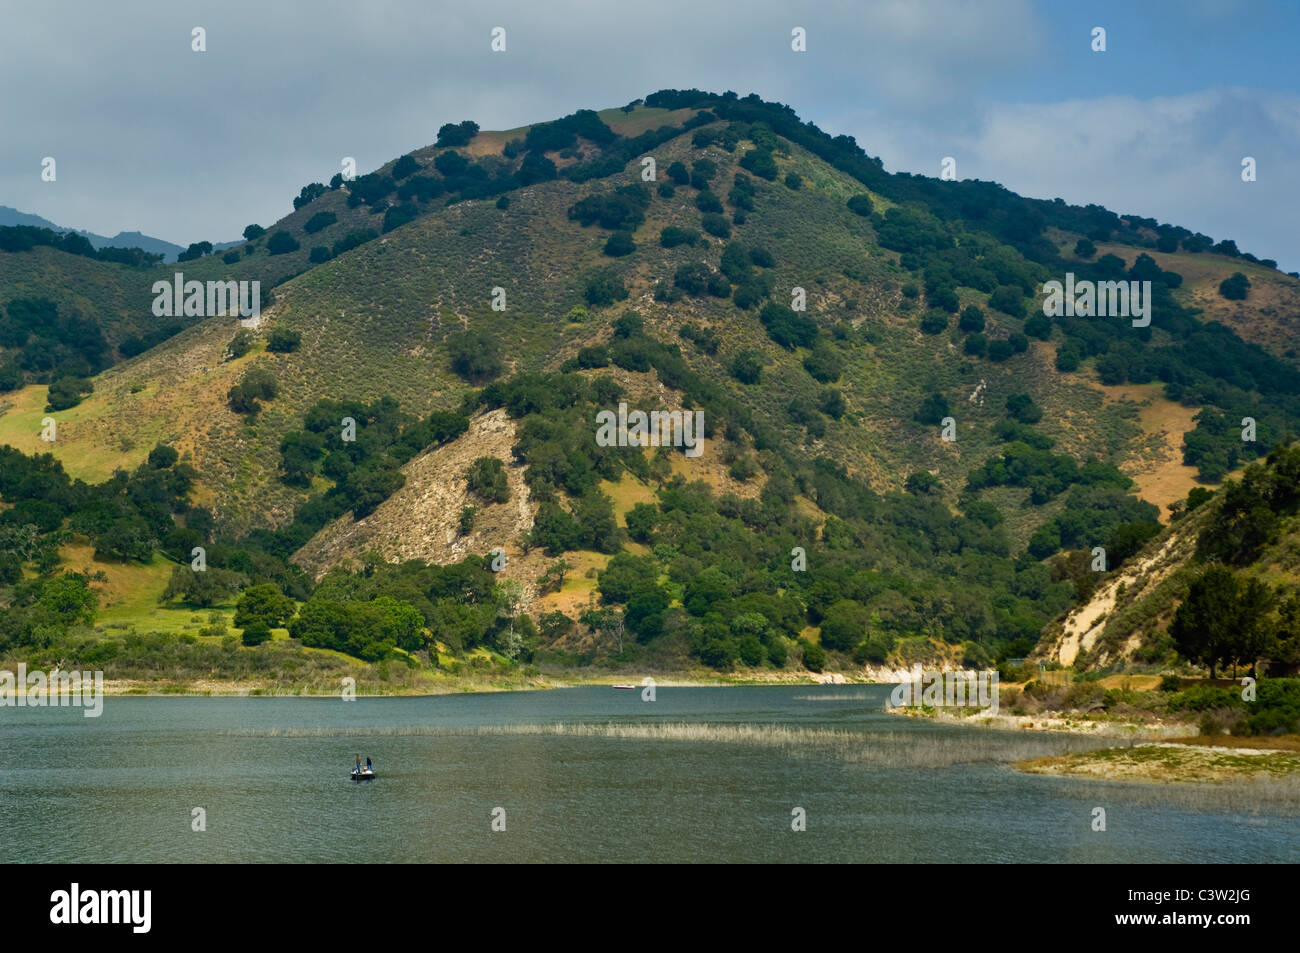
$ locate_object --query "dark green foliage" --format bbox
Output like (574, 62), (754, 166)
(234, 583), (296, 629)
(524, 109), (614, 152)
(392, 154), (421, 179)
(739, 147), (777, 180)
(988, 285), (1026, 317)
(846, 194), (874, 217)
(695, 190), (723, 214)
(919, 309), (948, 335)
(958, 306), (985, 333)
(914, 392), (950, 426)
(266, 231), (299, 255)
(1, 297), (112, 389)
(398, 175), (446, 203)
(820, 599), (870, 651)
(293, 183), (327, 210)
(466, 457), (510, 504)
(303, 211), (337, 234)
(986, 338), (1015, 362)
(46, 375), (92, 411)
(267, 328), (301, 354)
(660, 226), (700, 248)
(584, 268), (629, 306)
(603, 231), (635, 257)
(569, 185), (650, 230)
(1219, 272), (1250, 300)
(447, 328), (503, 383)
(1171, 566), (1272, 678)
(802, 341), (844, 382)
(963, 333), (987, 357)
(785, 172), (803, 190)
(729, 351), (763, 384)
(801, 640), (826, 672)
(759, 302), (817, 349)
(226, 329), (255, 360)
(436, 120), (480, 147)
(819, 388), (846, 419)
(701, 213), (731, 238)
(518, 152), (559, 184)
(332, 228), (378, 257)
(0, 226), (163, 266)
(382, 203), (419, 233)
(1023, 314), (1052, 339)
(177, 241), (213, 262)
(666, 161), (689, 185)
(228, 367), (278, 416)
(240, 619), (273, 647)
(433, 151), (469, 177)
(243, 224), (265, 241)
(1005, 393), (1042, 424)
(1073, 238), (1096, 258)
(309, 246), (331, 264)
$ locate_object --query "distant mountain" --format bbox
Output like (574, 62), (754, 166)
(0, 205), (237, 262)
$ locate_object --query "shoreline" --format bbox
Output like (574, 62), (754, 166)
(885, 703), (1300, 784)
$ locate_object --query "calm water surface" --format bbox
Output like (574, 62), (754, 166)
(1, 686), (1295, 862)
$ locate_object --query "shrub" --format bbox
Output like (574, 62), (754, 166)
(584, 268), (628, 307)
(436, 120), (479, 147)
(392, 154), (421, 179)
(447, 329), (503, 382)
(701, 213), (731, 238)
(919, 310), (948, 335)
(958, 306), (985, 333)
(785, 172), (803, 190)
(660, 226), (700, 248)
(1219, 272), (1250, 300)
(303, 211), (337, 234)
(986, 338), (1015, 362)
(267, 328), (301, 354)
(241, 619), (273, 647)
(226, 329), (255, 360)
(382, 203), (419, 233)
(266, 231), (299, 255)
(759, 302), (817, 349)
(603, 231), (635, 257)
(988, 285), (1026, 317)
(800, 639), (826, 672)
(466, 456), (510, 504)
(729, 351), (763, 384)
(695, 191), (723, 214)
(846, 194), (874, 217)
(803, 341), (844, 382)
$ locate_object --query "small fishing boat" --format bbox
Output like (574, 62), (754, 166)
(613, 684), (636, 690)
(351, 767), (376, 781)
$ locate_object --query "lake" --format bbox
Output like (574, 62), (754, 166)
(2, 685), (1296, 863)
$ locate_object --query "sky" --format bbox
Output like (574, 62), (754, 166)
(2, 0), (1297, 269)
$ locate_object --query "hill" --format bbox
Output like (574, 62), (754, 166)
(3, 90), (1299, 681)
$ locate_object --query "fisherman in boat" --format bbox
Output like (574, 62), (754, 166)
(365, 757), (373, 773)
(354, 756), (362, 776)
